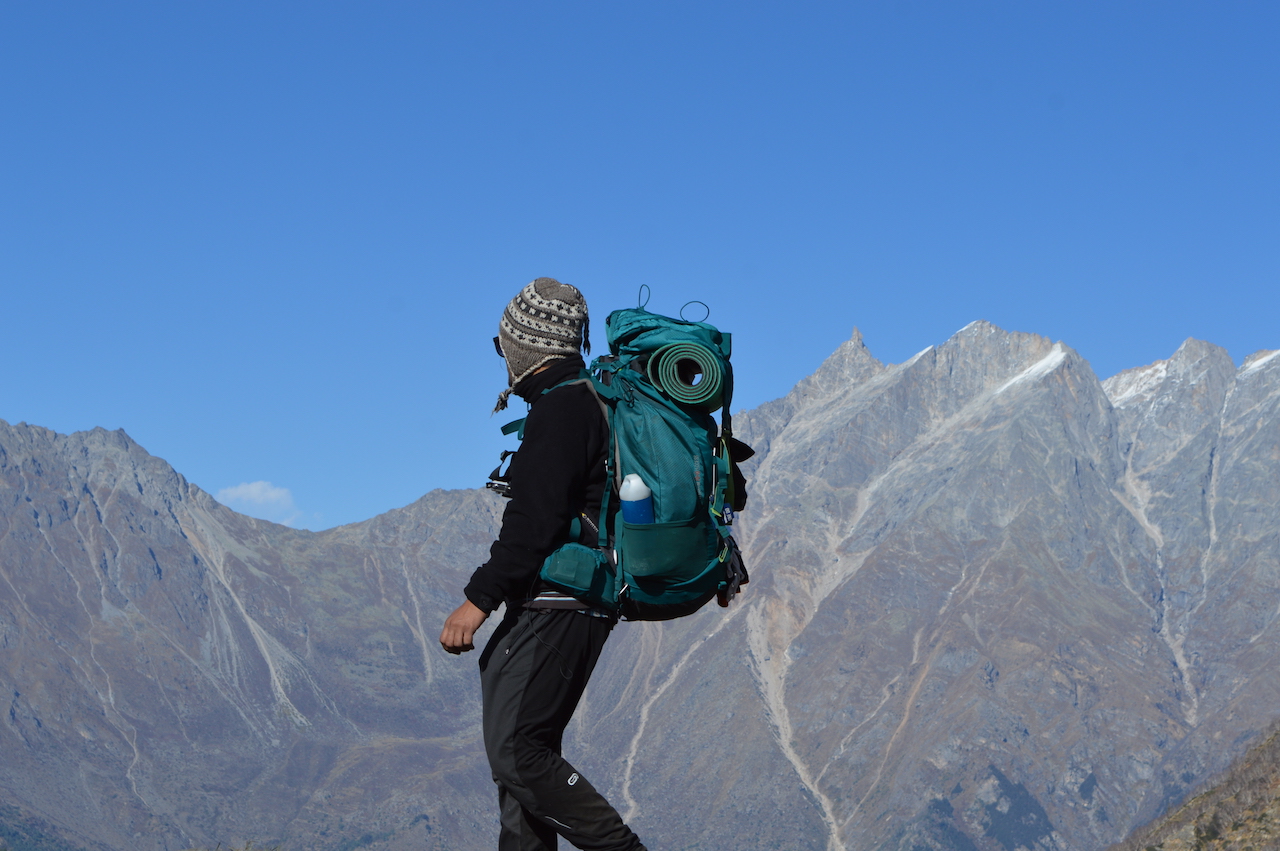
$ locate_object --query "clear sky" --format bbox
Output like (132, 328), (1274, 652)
(3, 3), (1277, 529)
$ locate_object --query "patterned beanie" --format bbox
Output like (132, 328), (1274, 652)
(493, 278), (589, 412)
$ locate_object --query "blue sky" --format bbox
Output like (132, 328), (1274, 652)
(3, 3), (1276, 529)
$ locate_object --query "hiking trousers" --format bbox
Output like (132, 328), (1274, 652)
(479, 607), (647, 851)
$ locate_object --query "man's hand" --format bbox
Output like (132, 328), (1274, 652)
(440, 599), (490, 654)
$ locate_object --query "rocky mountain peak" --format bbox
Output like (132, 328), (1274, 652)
(1, 419), (195, 517)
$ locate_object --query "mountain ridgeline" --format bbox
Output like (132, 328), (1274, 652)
(2, 321), (1279, 851)
(1106, 720), (1280, 851)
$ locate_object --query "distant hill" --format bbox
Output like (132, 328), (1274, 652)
(1106, 721), (1280, 851)
(3, 323), (1280, 850)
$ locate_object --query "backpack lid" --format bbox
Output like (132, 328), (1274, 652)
(605, 307), (731, 361)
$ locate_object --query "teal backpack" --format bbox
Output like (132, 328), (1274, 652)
(493, 302), (752, 621)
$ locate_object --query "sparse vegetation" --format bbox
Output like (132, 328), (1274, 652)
(1108, 719), (1280, 850)
(0, 803), (88, 851)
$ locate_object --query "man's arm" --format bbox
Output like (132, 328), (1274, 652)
(439, 599), (489, 654)
(463, 385), (602, 607)
(442, 382), (604, 654)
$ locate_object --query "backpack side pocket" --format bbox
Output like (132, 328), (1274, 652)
(618, 517), (717, 580)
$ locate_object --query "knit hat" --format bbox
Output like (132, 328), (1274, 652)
(493, 278), (590, 412)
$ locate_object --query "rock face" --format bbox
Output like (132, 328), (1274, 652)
(2, 323), (1279, 851)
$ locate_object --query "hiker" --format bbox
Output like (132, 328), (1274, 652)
(439, 278), (649, 851)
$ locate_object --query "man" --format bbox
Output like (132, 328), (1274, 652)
(440, 278), (648, 851)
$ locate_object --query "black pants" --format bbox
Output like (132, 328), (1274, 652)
(479, 608), (646, 851)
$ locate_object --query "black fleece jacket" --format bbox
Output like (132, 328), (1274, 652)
(464, 355), (609, 613)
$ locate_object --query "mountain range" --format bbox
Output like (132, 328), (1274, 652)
(2, 320), (1279, 851)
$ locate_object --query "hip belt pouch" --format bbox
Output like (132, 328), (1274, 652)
(539, 543), (619, 611)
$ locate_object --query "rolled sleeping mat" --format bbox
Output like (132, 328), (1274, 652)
(646, 342), (724, 412)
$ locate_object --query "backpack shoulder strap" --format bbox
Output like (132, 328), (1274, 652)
(544, 370), (615, 424)
(539, 370), (618, 551)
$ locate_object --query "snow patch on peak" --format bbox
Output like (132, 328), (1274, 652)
(1104, 361), (1169, 408)
(1241, 349), (1280, 375)
(995, 344), (1067, 395)
(958, 320), (993, 335)
(903, 346), (933, 367)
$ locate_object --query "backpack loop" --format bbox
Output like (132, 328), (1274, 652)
(678, 300), (710, 323)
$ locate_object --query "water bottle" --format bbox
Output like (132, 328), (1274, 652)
(619, 474), (654, 524)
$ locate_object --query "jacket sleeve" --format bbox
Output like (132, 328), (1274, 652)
(463, 386), (604, 612)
